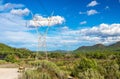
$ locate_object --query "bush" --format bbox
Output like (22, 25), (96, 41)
(71, 57), (98, 78)
(49, 52), (63, 58)
(78, 69), (104, 79)
(4, 54), (17, 63)
(103, 61), (120, 79)
(20, 60), (67, 79)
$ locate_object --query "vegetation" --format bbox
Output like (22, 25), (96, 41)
(75, 41), (120, 53)
(0, 42), (120, 79)
(19, 60), (67, 79)
(0, 60), (7, 64)
(0, 43), (32, 63)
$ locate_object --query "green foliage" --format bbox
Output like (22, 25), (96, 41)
(4, 54), (17, 63)
(78, 69), (104, 79)
(20, 70), (51, 79)
(20, 60), (67, 79)
(77, 57), (97, 71)
(116, 53), (120, 68)
(102, 61), (120, 79)
(73, 52), (81, 58)
(86, 52), (108, 59)
(0, 43), (32, 63)
(0, 60), (7, 64)
(71, 57), (97, 78)
(49, 52), (63, 58)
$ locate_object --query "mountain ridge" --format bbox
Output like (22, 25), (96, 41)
(75, 41), (120, 52)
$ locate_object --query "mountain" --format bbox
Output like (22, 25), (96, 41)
(75, 41), (120, 52)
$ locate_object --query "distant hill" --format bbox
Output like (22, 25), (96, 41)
(0, 43), (32, 59)
(109, 41), (120, 48)
(75, 41), (120, 53)
(0, 43), (31, 53)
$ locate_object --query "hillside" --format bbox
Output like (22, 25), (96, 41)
(0, 43), (32, 60)
(75, 41), (120, 53)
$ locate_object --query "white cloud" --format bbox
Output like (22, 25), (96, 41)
(79, 9), (98, 16)
(79, 23), (120, 44)
(28, 15), (65, 27)
(4, 31), (36, 43)
(80, 23), (120, 36)
(0, 31), (38, 50)
(60, 26), (70, 31)
(87, 1), (98, 7)
(58, 23), (120, 48)
(0, 12), (36, 49)
(60, 40), (79, 44)
(0, 3), (24, 11)
(4, 3), (24, 9)
(0, 13), (27, 32)
(87, 9), (98, 16)
(80, 21), (87, 25)
(10, 8), (30, 16)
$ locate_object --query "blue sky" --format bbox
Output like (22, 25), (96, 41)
(0, 0), (120, 51)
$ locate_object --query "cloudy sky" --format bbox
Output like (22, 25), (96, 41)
(0, 0), (120, 51)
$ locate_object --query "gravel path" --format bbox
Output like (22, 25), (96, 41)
(0, 68), (20, 79)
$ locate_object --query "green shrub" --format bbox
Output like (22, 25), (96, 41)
(20, 60), (67, 79)
(78, 69), (104, 79)
(103, 61), (120, 79)
(71, 57), (98, 78)
(49, 52), (63, 58)
(4, 54), (17, 63)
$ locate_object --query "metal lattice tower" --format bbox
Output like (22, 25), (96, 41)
(30, 13), (53, 60)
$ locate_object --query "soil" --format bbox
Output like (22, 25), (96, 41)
(0, 66), (20, 79)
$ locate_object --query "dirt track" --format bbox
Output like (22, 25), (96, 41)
(0, 68), (20, 79)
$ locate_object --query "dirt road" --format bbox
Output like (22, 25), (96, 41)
(0, 68), (20, 79)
